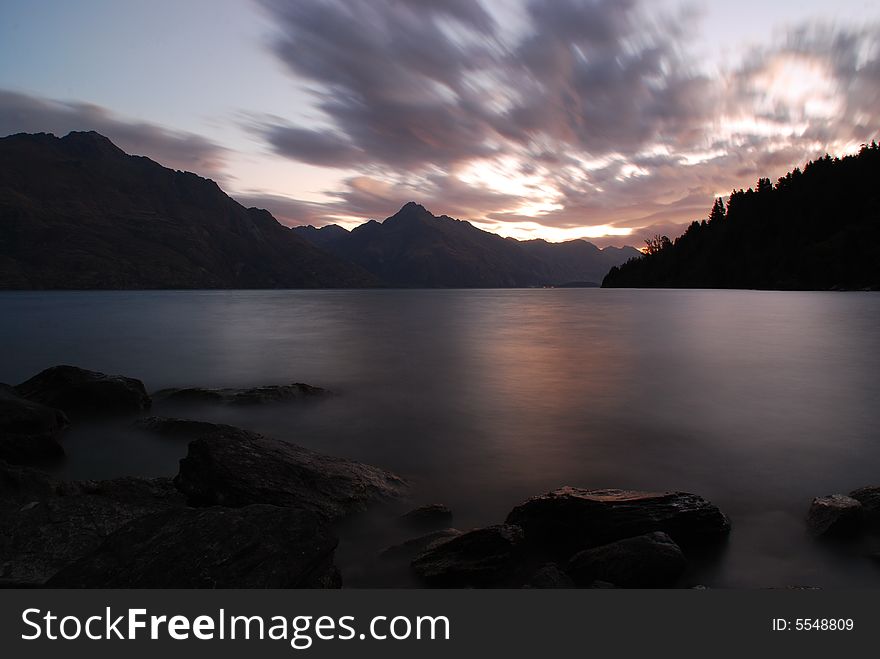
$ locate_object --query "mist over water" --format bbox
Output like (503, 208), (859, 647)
(2, 289), (879, 587)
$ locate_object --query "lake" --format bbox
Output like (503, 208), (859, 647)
(2, 288), (879, 587)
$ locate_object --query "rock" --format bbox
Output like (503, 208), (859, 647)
(15, 365), (151, 417)
(380, 528), (462, 560)
(174, 425), (406, 520)
(411, 524), (524, 587)
(133, 416), (240, 439)
(505, 487), (731, 556)
(0, 384), (68, 464)
(807, 494), (862, 538)
(849, 487), (880, 525)
(0, 466), (184, 586)
(566, 532), (687, 588)
(48, 505), (340, 588)
(0, 460), (59, 501)
(153, 383), (329, 406)
(399, 504), (453, 530)
(525, 563), (574, 589)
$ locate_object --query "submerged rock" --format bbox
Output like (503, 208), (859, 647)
(399, 503), (453, 530)
(174, 425), (406, 519)
(807, 494), (862, 538)
(133, 416), (240, 439)
(525, 563), (574, 589)
(505, 487), (731, 555)
(849, 487), (880, 525)
(0, 384), (68, 465)
(566, 532), (686, 588)
(48, 505), (340, 588)
(411, 524), (524, 587)
(0, 465), (184, 586)
(15, 365), (150, 417)
(380, 528), (462, 560)
(154, 383), (329, 406)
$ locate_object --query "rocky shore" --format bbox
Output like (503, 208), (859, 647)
(9, 363), (864, 588)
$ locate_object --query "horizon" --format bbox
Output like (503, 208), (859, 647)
(2, 0), (879, 246)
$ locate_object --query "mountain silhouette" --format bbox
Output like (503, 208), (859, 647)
(0, 131), (376, 289)
(294, 202), (640, 288)
(603, 143), (880, 290)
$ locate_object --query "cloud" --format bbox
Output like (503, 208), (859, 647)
(0, 88), (228, 179)
(247, 0), (880, 245)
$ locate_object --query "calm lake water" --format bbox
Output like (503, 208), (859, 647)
(2, 289), (879, 587)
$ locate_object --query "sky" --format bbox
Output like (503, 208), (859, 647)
(1, 0), (879, 247)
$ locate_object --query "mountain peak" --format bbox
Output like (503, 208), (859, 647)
(386, 201), (433, 224)
(60, 131), (126, 158)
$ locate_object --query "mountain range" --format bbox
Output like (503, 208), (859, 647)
(0, 131), (639, 289)
(293, 202), (639, 288)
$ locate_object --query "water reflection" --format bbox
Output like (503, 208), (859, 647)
(1, 289), (879, 587)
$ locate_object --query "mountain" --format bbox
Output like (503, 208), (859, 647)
(0, 131), (376, 289)
(294, 202), (640, 287)
(603, 143), (880, 290)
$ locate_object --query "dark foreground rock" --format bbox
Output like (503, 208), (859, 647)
(399, 504), (453, 530)
(0, 385), (68, 465)
(133, 416), (241, 439)
(15, 365), (151, 417)
(411, 524), (524, 587)
(174, 425), (406, 519)
(505, 487), (731, 555)
(154, 383), (329, 406)
(0, 465), (183, 586)
(380, 529), (462, 560)
(525, 563), (574, 589)
(566, 532), (686, 588)
(48, 505), (340, 588)
(807, 495), (862, 538)
(849, 487), (880, 525)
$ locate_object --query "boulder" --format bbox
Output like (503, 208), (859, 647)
(806, 494), (862, 538)
(0, 384), (68, 464)
(399, 503), (453, 530)
(174, 426), (406, 520)
(15, 365), (150, 417)
(411, 524), (524, 587)
(133, 416), (240, 439)
(505, 487), (730, 555)
(849, 487), (880, 525)
(525, 563), (574, 589)
(48, 505), (340, 588)
(380, 528), (462, 560)
(566, 532), (687, 588)
(0, 466), (184, 586)
(153, 383), (329, 406)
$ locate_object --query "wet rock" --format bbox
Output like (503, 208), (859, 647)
(399, 503), (453, 530)
(15, 365), (150, 417)
(380, 528), (462, 560)
(48, 505), (340, 588)
(807, 494), (862, 538)
(566, 532), (687, 588)
(0, 465), (184, 586)
(525, 563), (574, 589)
(174, 425), (406, 520)
(505, 487), (731, 556)
(849, 487), (880, 525)
(154, 383), (329, 406)
(133, 416), (240, 439)
(411, 524), (524, 587)
(0, 385), (68, 465)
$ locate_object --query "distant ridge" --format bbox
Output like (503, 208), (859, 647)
(294, 202), (640, 288)
(603, 143), (880, 290)
(0, 131), (377, 289)
(0, 131), (639, 290)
